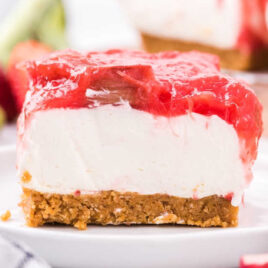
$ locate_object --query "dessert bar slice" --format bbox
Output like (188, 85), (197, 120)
(17, 49), (262, 229)
(121, 0), (268, 70)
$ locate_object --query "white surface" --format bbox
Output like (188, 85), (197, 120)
(0, 235), (50, 268)
(224, 69), (268, 86)
(121, 0), (241, 49)
(18, 106), (245, 205)
(1, 132), (268, 267)
(0, 124), (16, 146)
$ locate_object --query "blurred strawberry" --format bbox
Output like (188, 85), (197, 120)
(240, 254), (268, 268)
(8, 40), (52, 112)
(0, 66), (17, 121)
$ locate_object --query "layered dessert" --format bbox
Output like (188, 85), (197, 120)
(17, 49), (262, 229)
(120, 0), (268, 70)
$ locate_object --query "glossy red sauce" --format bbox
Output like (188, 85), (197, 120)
(224, 192), (234, 201)
(22, 49), (262, 164)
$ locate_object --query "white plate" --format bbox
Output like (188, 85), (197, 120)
(0, 141), (268, 268)
(0, 124), (16, 147)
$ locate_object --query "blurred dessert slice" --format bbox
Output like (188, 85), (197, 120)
(120, 0), (268, 70)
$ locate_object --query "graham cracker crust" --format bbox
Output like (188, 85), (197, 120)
(20, 188), (238, 230)
(141, 33), (268, 71)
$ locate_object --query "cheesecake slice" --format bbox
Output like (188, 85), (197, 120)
(17, 49), (262, 229)
(120, 0), (268, 70)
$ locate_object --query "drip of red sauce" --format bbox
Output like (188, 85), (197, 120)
(224, 192), (234, 201)
(193, 190), (198, 200)
(205, 121), (209, 130)
(236, 0), (268, 53)
(241, 194), (245, 207)
(20, 49), (263, 172)
(74, 190), (81, 197)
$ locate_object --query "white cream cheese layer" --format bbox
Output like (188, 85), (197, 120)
(120, 0), (242, 49)
(18, 105), (246, 206)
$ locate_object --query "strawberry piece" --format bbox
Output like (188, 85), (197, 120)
(8, 40), (51, 112)
(240, 254), (268, 268)
(0, 66), (17, 121)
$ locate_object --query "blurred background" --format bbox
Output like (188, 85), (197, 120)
(0, 0), (267, 139)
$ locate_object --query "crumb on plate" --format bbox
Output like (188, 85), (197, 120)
(1, 210), (11, 221)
